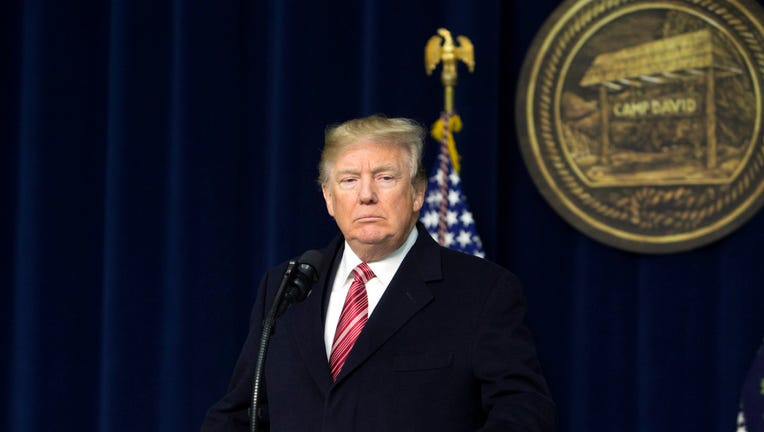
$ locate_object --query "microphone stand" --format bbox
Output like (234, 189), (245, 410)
(250, 260), (296, 432)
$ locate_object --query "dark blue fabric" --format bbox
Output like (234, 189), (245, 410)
(741, 339), (764, 431)
(2, 1), (764, 431)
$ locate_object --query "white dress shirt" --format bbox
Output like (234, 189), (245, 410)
(323, 227), (419, 360)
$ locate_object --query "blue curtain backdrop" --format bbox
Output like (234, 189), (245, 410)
(3, 0), (764, 431)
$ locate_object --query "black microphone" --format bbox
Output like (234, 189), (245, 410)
(251, 249), (323, 432)
(276, 249), (322, 317)
(282, 249), (322, 307)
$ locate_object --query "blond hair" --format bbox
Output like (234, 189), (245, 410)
(318, 115), (426, 186)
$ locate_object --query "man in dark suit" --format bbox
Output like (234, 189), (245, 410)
(201, 115), (555, 431)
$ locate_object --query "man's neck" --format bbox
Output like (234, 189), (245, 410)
(347, 224), (418, 262)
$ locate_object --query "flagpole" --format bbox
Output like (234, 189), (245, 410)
(422, 28), (484, 257)
(425, 28), (474, 173)
(425, 27), (474, 114)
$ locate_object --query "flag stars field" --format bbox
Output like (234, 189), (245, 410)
(420, 131), (485, 257)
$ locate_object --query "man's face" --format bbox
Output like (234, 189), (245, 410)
(322, 140), (425, 262)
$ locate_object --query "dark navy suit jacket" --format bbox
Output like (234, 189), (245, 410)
(202, 223), (555, 431)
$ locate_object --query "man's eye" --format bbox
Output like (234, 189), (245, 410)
(377, 175), (396, 185)
(339, 178), (357, 189)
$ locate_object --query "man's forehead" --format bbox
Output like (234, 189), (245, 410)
(333, 160), (403, 174)
(333, 142), (407, 166)
(342, 139), (402, 152)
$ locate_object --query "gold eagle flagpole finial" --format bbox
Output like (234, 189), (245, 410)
(425, 28), (474, 172)
(425, 28), (474, 113)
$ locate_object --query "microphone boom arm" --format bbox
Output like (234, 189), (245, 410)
(250, 249), (321, 432)
(250, 259), (295, 432)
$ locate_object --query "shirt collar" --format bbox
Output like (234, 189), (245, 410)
(339, 226), (419, 286)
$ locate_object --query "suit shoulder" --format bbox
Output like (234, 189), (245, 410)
(438, 246), (522, 285)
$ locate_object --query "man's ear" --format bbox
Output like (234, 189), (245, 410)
(412, 179), (426, 212)
(322, 184), (335, 217)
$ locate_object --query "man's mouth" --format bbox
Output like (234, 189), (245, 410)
(356, 215), (383, 222)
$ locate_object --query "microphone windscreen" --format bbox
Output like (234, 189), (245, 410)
(299, 249), (323, 271)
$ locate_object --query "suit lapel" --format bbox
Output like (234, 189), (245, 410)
(288, 237), (343, 393)
(333, 224), (443, 384)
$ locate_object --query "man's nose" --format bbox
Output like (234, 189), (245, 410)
(358, 177), (377, 203)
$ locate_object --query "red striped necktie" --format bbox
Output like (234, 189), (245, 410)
(329, 262), (375, 380)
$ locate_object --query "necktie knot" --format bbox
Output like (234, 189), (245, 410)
(353, 262), (375, 284)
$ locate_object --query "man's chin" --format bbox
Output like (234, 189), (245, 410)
(348, 229), (393, 246)
(355, 234), (388, 245)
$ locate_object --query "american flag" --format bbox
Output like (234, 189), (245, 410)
(419, 113), (485, 258)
